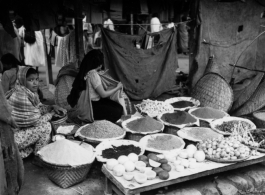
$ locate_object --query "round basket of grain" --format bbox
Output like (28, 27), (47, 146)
(122, 116), (164, 141)
(51, 112), (68, 130)
(164, 97), (200, 111)
(252, 110), (265, 128)
(38, 139), (95, 188)
(177, 127), (223, 142)
(95, 139), (145, 162)
(75, 120), (126, 144)
(188, 107), (229, 123)
(139, 133), (185, 154)
(210, 117), (256, 136)
(157, 111), (199, 129)
(134, 99), (174, 118)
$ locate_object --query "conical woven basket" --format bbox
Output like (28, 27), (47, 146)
(233, 78), (265, 116)
(191, 73), (233, 112)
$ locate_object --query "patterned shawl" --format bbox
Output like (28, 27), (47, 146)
(6, 67), (41, 128)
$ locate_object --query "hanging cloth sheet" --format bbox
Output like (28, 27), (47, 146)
(101, 27), (178, 100)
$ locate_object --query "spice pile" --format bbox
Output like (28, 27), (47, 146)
(102, 145), (141, 159)
(171, 101), (194, 109)
(178, 127), (223, 142)
(79, 120), (125, 139)
(125, 116), (163, 133)
(161, 111), (197, 125)
(135, 99), (174, 117)
(190, 107), (226, 119)
(215, 120), (252, 133)
(147, 135), (183, 150)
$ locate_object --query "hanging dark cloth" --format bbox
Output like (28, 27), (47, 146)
(0, 84), (24, 195)
(101, 27), (178, 100)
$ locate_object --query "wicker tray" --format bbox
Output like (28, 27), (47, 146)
(210, 116), (256, 136)
(157, 111), (200, 129)
(122, 116), (164, 135)
(177, 127), (223, 142)
(74, 124), (126, 144)
(164, 97), (200, 111)
(139, 133), (185, 154)
(206, 155), (250, 163)
(134, 99), (174, 118)
(188, 107), (229, 123)
(191, 73), (233, 112)
(95, 139), (145, 162)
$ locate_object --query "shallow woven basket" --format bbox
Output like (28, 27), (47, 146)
(51, 115), (68, 130)
(126, 132), (145, 142)
(191, 73), (233, 112)
(42, 160), (93, 188)
(253, 110), (265, 128)
(163, 125), (179, 135)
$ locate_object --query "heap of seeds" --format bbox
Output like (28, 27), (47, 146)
(80, 120), (125, 139)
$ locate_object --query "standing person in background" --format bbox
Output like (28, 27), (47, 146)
(1, 53), (21, 93)
(83, 23), (94, 54)
(0, 82), (24, 195)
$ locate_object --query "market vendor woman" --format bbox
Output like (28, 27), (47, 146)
(6, 67), (66, 158)
(67, 49), (124, 123)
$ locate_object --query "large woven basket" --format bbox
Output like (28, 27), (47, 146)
(191, 73), (233, 112)
(54, 75), (75, 111)
(253, 110), (265, 128)
(233, 78), (265, 116)
(42, 161), (93, 188)
(41, 141), (95, 188)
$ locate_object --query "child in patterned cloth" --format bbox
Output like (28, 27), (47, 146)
(6, 67), (66, 158)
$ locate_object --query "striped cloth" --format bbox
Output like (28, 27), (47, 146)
(6, 67), (41, 128)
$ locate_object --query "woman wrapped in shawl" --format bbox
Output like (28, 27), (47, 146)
(67, 49), (125, 123)
(6, 67), (66, 158)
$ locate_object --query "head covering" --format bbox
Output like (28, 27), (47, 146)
(67, 49), (103, 108)
(6, 67), (41, 127)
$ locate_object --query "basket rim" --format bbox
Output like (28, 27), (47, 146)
(192, 72), (234, 112)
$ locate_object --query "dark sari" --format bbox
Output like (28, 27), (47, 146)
(0, 83), (24, 195)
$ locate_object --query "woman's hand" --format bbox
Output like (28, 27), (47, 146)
(52, 105), (67, 115)
(117, 82), (123, 90)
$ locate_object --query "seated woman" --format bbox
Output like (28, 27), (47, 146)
(67, 49), (124, 123)
(1, 53), (20, 93)
(6, 67), (66, 158)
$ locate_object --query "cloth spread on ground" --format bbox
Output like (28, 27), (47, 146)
(6, 67), (42, 128)
(73, 70), (127, 123)
(101, 27), (178, 100)
(0, 83), (24, 195)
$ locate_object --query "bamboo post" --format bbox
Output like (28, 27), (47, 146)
(130, 13), (134, 35)
(74, 0), (85, 68)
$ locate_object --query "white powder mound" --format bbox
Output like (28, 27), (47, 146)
(38, 139), (94, 166)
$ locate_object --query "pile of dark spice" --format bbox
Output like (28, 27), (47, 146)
(171, 101), (194, 109)
(215, 120), (252, 133)
(147, 135), (182, 150)
(161, 111), (197, 125)
(102, 144), (141, 159)
(191, 107), (225, 119)
(126, 116), (163, 133)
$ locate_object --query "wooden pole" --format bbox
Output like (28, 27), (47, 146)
(130, 13), (134, 35)
(74, 0), (85, 68)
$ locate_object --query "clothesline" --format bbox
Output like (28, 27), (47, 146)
(111, 19), (193, 26)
